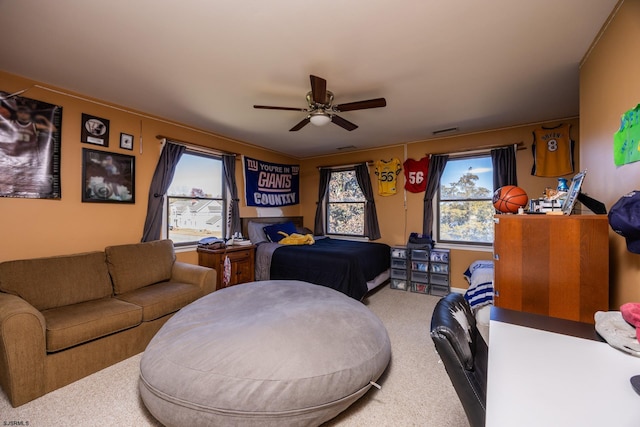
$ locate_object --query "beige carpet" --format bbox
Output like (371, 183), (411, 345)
(0, 285), (469, 426)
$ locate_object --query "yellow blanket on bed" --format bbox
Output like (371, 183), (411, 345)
(277, 231), (315, 245)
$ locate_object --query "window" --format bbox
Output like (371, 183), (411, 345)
(166, 151), (225, 245)
(438, 155), (494, 245)
(325, 169), (365, 236)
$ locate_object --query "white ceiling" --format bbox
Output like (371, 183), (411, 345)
(0, 1), (617, 158)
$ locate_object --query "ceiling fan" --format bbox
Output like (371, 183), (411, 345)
(254, 75), (387, 132)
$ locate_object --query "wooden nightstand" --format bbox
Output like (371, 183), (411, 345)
(197, 245), (256, 291)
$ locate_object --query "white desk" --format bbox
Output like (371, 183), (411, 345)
(486, 310), (640, 427)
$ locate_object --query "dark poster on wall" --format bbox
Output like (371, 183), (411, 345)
(0, 91), (62, 199)
(243, 156), (299, 207)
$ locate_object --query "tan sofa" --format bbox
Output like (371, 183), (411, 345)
(0, 239), (216, 407)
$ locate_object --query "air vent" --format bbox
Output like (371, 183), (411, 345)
(336, 145), (357, 151)
(433, 127), (459, 135)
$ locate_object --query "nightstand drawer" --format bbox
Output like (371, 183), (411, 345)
(197, 245), (256, 290)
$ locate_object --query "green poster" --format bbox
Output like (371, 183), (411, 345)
(614, 104), (640, 166)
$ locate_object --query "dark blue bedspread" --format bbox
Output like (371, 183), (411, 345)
(269, 237), (390, 300)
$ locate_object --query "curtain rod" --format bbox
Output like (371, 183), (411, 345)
(429, 141), (525, 157)
(156, 135), (239, 157)
(317, 160), (373, 170)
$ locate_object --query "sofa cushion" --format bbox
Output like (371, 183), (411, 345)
(42, 297), (142, 352)
(115, 281), (202, 322)
(0, 252), (113, 311)
(106, 240), (176, 295)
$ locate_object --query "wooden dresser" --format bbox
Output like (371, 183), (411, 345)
(197, 245), (256, 291)
(493, 214), (609, 323)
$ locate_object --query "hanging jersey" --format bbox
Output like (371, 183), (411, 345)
(403, 157), (429, 193)
(374, 158), (401, 196)
(531, 123), (574, 177)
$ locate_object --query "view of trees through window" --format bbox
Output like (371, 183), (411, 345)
(326, 170), (365, 236)
(166, 152), (225, 245)
(438, 156), (494, 244)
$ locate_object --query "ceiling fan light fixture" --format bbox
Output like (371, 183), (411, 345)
(309, 112), (331, 126)
(254, 75), (386, 131)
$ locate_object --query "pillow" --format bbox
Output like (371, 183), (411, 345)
(263, 221), (297, 243)
(247, 221), (273, 244)
(296, 226), (314, 236)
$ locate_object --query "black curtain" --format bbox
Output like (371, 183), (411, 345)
(491, 145), (517, 189)
(141, 142), (185, 242)
(354, 163), (382, 240)
(422, 154), (449, 236)
(314, 168), (331, 235)
(223, 154), (241, 236)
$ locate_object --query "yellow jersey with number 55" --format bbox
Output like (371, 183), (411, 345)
(374, 158), (402, 196)
(531, 123), (574, 177)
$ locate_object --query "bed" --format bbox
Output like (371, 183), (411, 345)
(241, 216), (390, 300)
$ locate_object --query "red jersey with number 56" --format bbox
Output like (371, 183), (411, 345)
(403, 157), (429, 193)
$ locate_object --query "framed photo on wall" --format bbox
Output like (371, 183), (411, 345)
(82, 148), (135, 203)
(120, 132), (133, 150)
(81, 113), (110, 146)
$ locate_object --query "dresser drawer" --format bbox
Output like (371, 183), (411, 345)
(390, 279), (409, 291)
(391, 268), (407, 279)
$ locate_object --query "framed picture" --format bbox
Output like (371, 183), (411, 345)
(120, 132), (133, 150)
(562, 170), (586, 215)
(81, 113), (110, 146)
(82, 148), (135, 203)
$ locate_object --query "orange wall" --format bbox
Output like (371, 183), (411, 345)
(0, 71), (298, 263)
(300, 117), (580, 289)
(580, 0), (640, 307)
(1, 68), (586, 292)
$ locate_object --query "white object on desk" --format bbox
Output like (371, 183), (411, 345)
(486, 320), (640, 427)
(229, 238), (253, 246)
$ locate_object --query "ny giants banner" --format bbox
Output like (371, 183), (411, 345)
(243, 156), (299, 207)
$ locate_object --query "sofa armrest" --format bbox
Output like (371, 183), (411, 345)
(0, 292), (47, 407)
(171, 261), (216, 296)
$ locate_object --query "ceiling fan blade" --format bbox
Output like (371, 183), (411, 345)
(289, 117), (311, 131)
(254, 105), (307, 112)
(334, 98), (387, 112)
(310, 75), (327, 104)
(331, 115), (358, 131)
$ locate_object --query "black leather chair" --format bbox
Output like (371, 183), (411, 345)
(430, 293), (488, 427)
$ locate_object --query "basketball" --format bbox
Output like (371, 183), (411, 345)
(493, 185), (528, 213)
